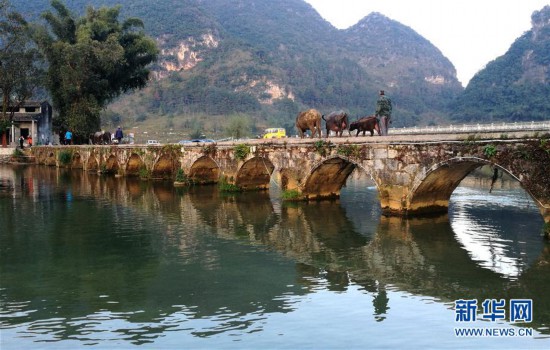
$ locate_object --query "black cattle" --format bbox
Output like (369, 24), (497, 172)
(349, 116), (380, 136)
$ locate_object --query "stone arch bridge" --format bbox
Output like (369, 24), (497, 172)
(30, 134), (550, 222)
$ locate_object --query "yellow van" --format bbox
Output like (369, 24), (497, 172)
(263, 128), (286, 139)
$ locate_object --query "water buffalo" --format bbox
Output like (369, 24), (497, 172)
(296, 109), (322, 138)
(323, 111), (349, 137)
(90, 131), (112, 145)
(349, 116), (380, 136)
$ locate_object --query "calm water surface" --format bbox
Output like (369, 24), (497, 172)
(1, 165), (549, 349)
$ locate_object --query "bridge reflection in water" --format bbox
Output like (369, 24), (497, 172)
(0, 164), (548, 346)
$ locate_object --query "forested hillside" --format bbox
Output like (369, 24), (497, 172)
(12, 1), (547, 140)
(451, 5), (550, 122)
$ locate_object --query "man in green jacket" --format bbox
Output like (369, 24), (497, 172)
(375, 90), (392, 136)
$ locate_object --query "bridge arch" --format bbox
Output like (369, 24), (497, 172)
(104, 154), (120, 174)
(152, 154), (177, 179)
(45, 152), (56, 166)
(302, 156), (357, 200)
(408, 157), (527, 215)
(71, 152), (82, 169)
(236, 156), (275, 190)
(126, 153), (144, 177)
(189, 156), (221, 184)
(86, 154), (99, 172)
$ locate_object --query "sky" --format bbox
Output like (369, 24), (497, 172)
(304, 0), (549, 86)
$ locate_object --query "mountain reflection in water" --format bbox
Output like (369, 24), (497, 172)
(0, 164), (549, 349)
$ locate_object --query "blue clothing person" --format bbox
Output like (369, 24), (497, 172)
(115, 127), (123, 144)
(64, 130), (72, 145)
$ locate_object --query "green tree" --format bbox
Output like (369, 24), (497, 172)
(225, 114), (251, 139)
(0, 0), (43, 146)
(34, 0), (158, 140)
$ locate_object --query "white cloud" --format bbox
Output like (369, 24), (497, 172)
(304, 0), (549, 86)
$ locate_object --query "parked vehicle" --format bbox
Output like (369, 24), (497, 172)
(147, 140), (161, 145)
(262, 128), (286, 139)
(178, 139), (215, 144)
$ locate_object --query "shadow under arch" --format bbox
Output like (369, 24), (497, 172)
(189, 155), (220, 184)
(71, 152), (82, 169)
(86, 154), (99, 172)
(104, 154), (119, 174)
(302, 155), (381, 200)
(126, 153), (144, 177)
(236, 156), (275, 190)
(408, 157), (540, 216)
(152, 154), (177, 179)
(46, 152), (56, 166)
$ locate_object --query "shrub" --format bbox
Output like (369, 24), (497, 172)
(337, 144), (361, 158)
(483, 144), (497, 158)
(313, 140), (334, 157)
(234, 144), (250, 161)
(139, 167), (150, 179)
(58, 150), (73, 165)
(218, 176), (241, 192)
(281, 189), (301, 200)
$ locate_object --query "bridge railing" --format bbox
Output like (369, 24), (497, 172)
(390, 121), (550, 135)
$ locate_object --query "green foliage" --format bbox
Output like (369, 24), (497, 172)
(161, 144), (180, 153)
(174, 168), (193, 186)
(139, 167), (150, 179)
(483, 144), (497, 158)
(12, 147), (24, 157)
(313, 140), (334, 157)
(10, 0), (549, 132)
(451, 7), (550, 123)
(202, 143), (216, 156)
(33, 0), (158, 140)
(337, 144), (361, 158)
(225, 114), (252, 139)
(281, 189), (301, 200)
(175, 168), (185, 182)
(58, 149), (72, 165)
(233, 144), (250, 161)
(0, 0), (44, 122)
(218, 177), (241, 192)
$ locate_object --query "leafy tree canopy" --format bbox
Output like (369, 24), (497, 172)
(33, 0), (158, 139)
(0, 0), (43, 131)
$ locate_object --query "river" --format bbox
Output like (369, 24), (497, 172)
(0, 164), (549, 349)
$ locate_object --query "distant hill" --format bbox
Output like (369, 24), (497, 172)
(9, 0), (468, 138)
(450, 5), (550, 122)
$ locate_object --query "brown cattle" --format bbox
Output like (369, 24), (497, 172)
(296, 109), (322, 138)
(323, 111), (349, 137)
(349, 116), (380, 136)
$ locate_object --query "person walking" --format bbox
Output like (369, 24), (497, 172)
(64, 130), (73, 145)
(375, 90), (393, 136)
(115, 126), (123, 144)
